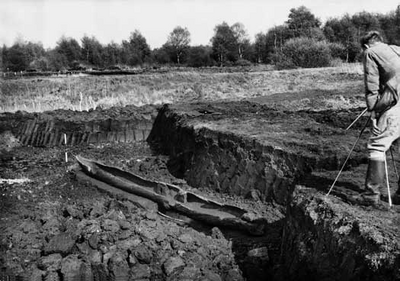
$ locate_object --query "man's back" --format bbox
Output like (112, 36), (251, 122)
(364, 42), (400, 88)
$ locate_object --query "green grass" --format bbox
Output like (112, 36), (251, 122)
(0, 64), (364, 113)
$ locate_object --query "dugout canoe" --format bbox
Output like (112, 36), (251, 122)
(75, 155), (265, 235)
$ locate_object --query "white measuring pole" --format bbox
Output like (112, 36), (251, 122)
(385, 157), (392, 207)
(64, 133), (68, 162)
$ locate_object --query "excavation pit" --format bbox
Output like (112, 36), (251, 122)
(1, 100), (400, 280)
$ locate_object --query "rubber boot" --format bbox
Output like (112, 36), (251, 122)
(357, 159), (385, 206)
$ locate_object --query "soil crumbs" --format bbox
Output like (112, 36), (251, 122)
(0, 142), (245, 281)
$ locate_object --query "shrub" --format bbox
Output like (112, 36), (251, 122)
(29, 57), (50, 71)
(187, 46), (213, 67)
(328, 42), (346, 61)
(234, 59), (252, 67)
(274, 37), (333, 69)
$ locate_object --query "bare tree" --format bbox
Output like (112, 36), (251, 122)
(231, 22), (249, 59)
(167, 26), (191, 64)
(211, 22), (237, 66)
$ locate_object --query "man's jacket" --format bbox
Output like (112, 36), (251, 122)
(363, 42), (400, 111)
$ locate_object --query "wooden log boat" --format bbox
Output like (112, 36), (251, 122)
(75, 155), (265, 235)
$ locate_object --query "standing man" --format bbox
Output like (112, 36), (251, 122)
(358, 31), (400, 206)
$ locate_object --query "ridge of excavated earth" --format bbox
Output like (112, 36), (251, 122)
(1, 99), (400, 280)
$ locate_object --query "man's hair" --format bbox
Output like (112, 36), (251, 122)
(360, 31), (383, 47)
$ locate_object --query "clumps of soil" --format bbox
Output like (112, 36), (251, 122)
(0, 143), (244, 280)
(2, 197), (242, 280)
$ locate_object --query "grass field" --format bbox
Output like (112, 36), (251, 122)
(0, 63), (365, 113)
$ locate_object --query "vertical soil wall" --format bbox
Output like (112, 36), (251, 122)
(148, 105), (314, 205)
(0, 105), (157, 147)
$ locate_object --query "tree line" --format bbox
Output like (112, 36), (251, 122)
(2, 5), (400, 72)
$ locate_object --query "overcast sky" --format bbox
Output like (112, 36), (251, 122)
(1, 0), (399, 49)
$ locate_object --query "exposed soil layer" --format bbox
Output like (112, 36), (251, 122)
(1, 99), (400, 280)
(1, 105), (157, 147)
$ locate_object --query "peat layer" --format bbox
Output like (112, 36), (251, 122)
(1, 101), (400, 280)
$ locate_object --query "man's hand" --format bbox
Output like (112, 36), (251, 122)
(371, 118), (382, 136)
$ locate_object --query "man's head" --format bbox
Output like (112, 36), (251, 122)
(360, 31), (383, 50)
